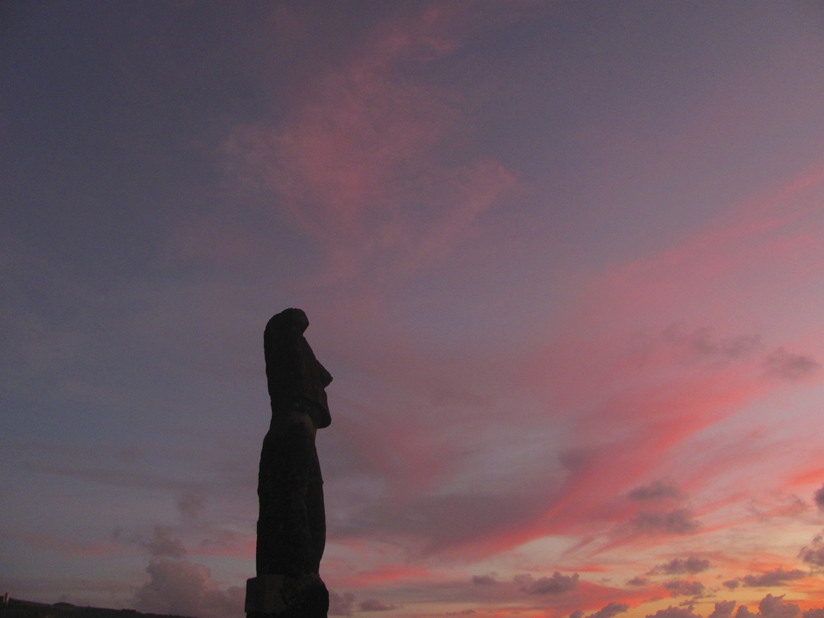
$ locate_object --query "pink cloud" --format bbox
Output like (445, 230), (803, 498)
(480, 164), (824, 552)
(580, 160), (824, 336)
(318, 316), (788, 561)
(223, 4), (517, 284)
(330, 563), (433, 590)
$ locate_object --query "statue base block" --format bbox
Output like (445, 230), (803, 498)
(245, 574), (328, 618)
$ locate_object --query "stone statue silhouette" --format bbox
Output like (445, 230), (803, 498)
(246, 308), (332, 618)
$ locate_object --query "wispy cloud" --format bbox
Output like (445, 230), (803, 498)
(763, 348), (821, 381)
(663, 579), (705, 598)
(724, 568), (808, 590)
(629, 480), (685, 503)
(222, 5), (517, 285)
(649, 557), (711, 576)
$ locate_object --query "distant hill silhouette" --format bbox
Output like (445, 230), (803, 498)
(3, 599), (191, 618)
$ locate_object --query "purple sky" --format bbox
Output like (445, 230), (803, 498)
(3, 2), (824, 618)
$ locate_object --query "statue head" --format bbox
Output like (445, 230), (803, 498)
(263, 308), (332, 428)
(266, 307), (309, 337)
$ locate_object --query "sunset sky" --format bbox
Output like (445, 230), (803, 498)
(3, 2), (824, 618)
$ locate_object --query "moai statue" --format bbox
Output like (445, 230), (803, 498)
(245, 308), (332, 618)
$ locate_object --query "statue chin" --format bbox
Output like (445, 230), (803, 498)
(310, 404), (331, 429)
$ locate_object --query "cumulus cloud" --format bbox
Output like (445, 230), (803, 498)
(815, 485), (824, 511)
(143, 526), (187, 558)
(725, 567), (807, 589)
(587, 602), (630, 618)
(329, 591), (356, 616)
(664, 580), (705, 598)
(646, 606), (701, 618)
(646, 602), (737, 618)
(740, 567), (806, 587)
(763, 348), (820, 380)
(630, 509), (700, 535)
(650, 556), (711, 575)
(757, 594), (801, 618)
(358, 598), (397, 611)
(628, 480), (684, 502)
(709, 601), (737, 618)
(133, 559), (244, 618)
(661, 326), (761, 362)
(572, 605), (630, 618)
(178, 491), (206, 523)
(627, 576), (649, 586)
(682, 328), (760, 360)
(519, 572), (579, 595)
(471, 574), (497, 585)
(799, 533), (824, 567)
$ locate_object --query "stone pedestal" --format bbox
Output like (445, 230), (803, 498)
(245, 574), (329, 618)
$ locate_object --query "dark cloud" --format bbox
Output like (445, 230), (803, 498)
(664, 580), (705, 598)
(133, 559), (244, 618)
(729, 595), (814, 618)
(634, 326), (761, 367)
(815, 485), (824, 511)
(758, 594), (800, 618)
(645, 606), (701, 618)
(588, 602), (630, 618)
(471, 574), (497, 585)
(740, 567), (806, 587)
(628, 480), (683, 502)
(144, 526), (187, 558)
(329, 591), (356, 616)
(178, 491), (206, 523)
(763, 348), (820, 380)
(667, 326), (761, 361)
(723, 580), (740, 590)
(630, 509), (700, 535)
(709, 601), (737, 618)
(799, 533), (824, 567)
(358, 599), (397, 611)
(627, 576), (649, 586)
(569, 604), (630, 618)
(520, 572), (579, 595)
(650, 556), (711, 575)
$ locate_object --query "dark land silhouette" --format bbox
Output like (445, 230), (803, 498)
(2, 599), (190, 618)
